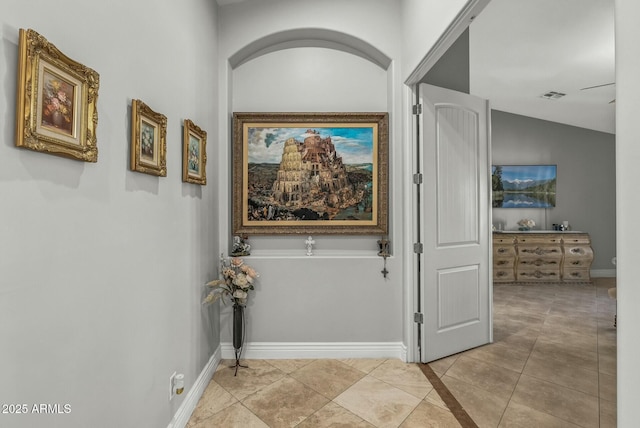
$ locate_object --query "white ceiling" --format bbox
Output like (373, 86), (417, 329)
(469, 0), (615, 134)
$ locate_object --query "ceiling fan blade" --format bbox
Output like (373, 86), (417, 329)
(581, 82), (616, 91)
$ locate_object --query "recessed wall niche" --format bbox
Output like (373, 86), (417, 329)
(230, 42), (392, 253)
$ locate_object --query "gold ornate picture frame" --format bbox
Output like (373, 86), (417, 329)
(232, 112), (389, 235)
(15, 28), (100, 162)
(130, 99), (167, 176)
(182, 119), (207, 185)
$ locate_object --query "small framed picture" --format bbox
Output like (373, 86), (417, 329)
(130, 99), (167, 176)
(15, 28), (100, 162)
(182, 119), (207, 185)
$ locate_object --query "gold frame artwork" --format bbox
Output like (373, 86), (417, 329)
(232, 112), (389, 235)
(15, 28), (100, 162)
(182, 119), (207, 185)
(130, 99), (167, 176)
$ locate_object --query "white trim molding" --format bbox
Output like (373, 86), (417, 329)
(228, 28), (392, 70)
(221, 342), (407, 361)
(167, 346), (221, 428)
(404, 0), (491, 86)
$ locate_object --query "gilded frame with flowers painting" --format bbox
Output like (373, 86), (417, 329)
(15, 29), (100, 162)
(130, 99), (167, 176)
(183, 119), (207, 185)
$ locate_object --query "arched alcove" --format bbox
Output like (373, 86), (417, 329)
(226, 27), (394, 253)
(216, 26), (404, 357)
(229, 28), (392, 71)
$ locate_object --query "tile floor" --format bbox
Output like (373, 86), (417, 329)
(187, 277), (617, 428)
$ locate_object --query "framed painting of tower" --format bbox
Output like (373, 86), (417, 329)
(232, 112), (389, 235)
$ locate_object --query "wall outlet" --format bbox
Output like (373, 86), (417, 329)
(169, 372), (177, 401)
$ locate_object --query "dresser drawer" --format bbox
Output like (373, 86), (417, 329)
(494, 269), (515, 282)
(517, 235), (562, 245)
(563, 257), (592, 269)
(517, 258), (560, 269)
(562, 235), (591, 245)
(493, 232), (516, 244)
(517, 245), (562, 258)
(562, 268), (591, 282)
(494, 258), (515, 268)
(517, 269), (561, 281)
(564, 245), (594, 259)
(494, 245), (516, 257)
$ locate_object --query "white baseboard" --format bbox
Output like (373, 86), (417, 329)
(167, 345), (221, 428)
(220, 342), (407, 361)
(591, 269), (617, 278)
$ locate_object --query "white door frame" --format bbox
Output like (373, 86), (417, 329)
(403, 0), (491, 362)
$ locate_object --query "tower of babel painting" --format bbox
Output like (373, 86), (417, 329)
(271, 130), (358, 215)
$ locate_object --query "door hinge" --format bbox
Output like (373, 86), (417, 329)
(414, 312), (424, 324)
(413, 243), (423, 254)
(412, 104), (423, 115)
(413, 173), (423, 185)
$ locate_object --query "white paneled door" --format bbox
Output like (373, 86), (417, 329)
(419, 84), (492, 363)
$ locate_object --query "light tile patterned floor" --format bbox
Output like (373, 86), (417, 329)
(187, 277), (617, 427)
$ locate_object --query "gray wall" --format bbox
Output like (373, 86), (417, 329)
(0, 1), (219, 427)
(491, 110), (616, 271)
(423, 28), (470, 94)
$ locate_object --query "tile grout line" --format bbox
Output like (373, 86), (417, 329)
(505, 291), (555, 425)
(516, 282), (605, 428)
(419, 363), (479, 428)
(498, 329), (540, 427)
(496, 288), (551, 428)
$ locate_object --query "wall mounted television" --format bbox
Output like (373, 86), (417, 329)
(492, 164), (557, 208)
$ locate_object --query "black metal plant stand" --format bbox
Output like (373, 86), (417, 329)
(230, 303), (248, 376)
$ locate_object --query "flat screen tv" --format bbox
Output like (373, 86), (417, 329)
(492, 164), (556, 208)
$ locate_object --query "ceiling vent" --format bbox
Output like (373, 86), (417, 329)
(540, 91), (566, 100)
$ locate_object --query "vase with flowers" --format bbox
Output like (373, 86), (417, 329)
(517, 218), (536, 231)
(43, 78), (73, 133)
(203, 254), (259, 375)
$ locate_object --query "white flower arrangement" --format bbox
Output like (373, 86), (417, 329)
(203, 254), (259, 306)
(517, 218), (536, 230)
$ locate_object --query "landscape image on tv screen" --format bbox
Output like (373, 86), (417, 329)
(492, 165), (556, 208)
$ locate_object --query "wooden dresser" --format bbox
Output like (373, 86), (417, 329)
(493, 231), (593, 283)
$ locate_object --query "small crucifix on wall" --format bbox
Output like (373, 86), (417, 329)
(378, 236), (390, 278)
(305, 235), (315, 256)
